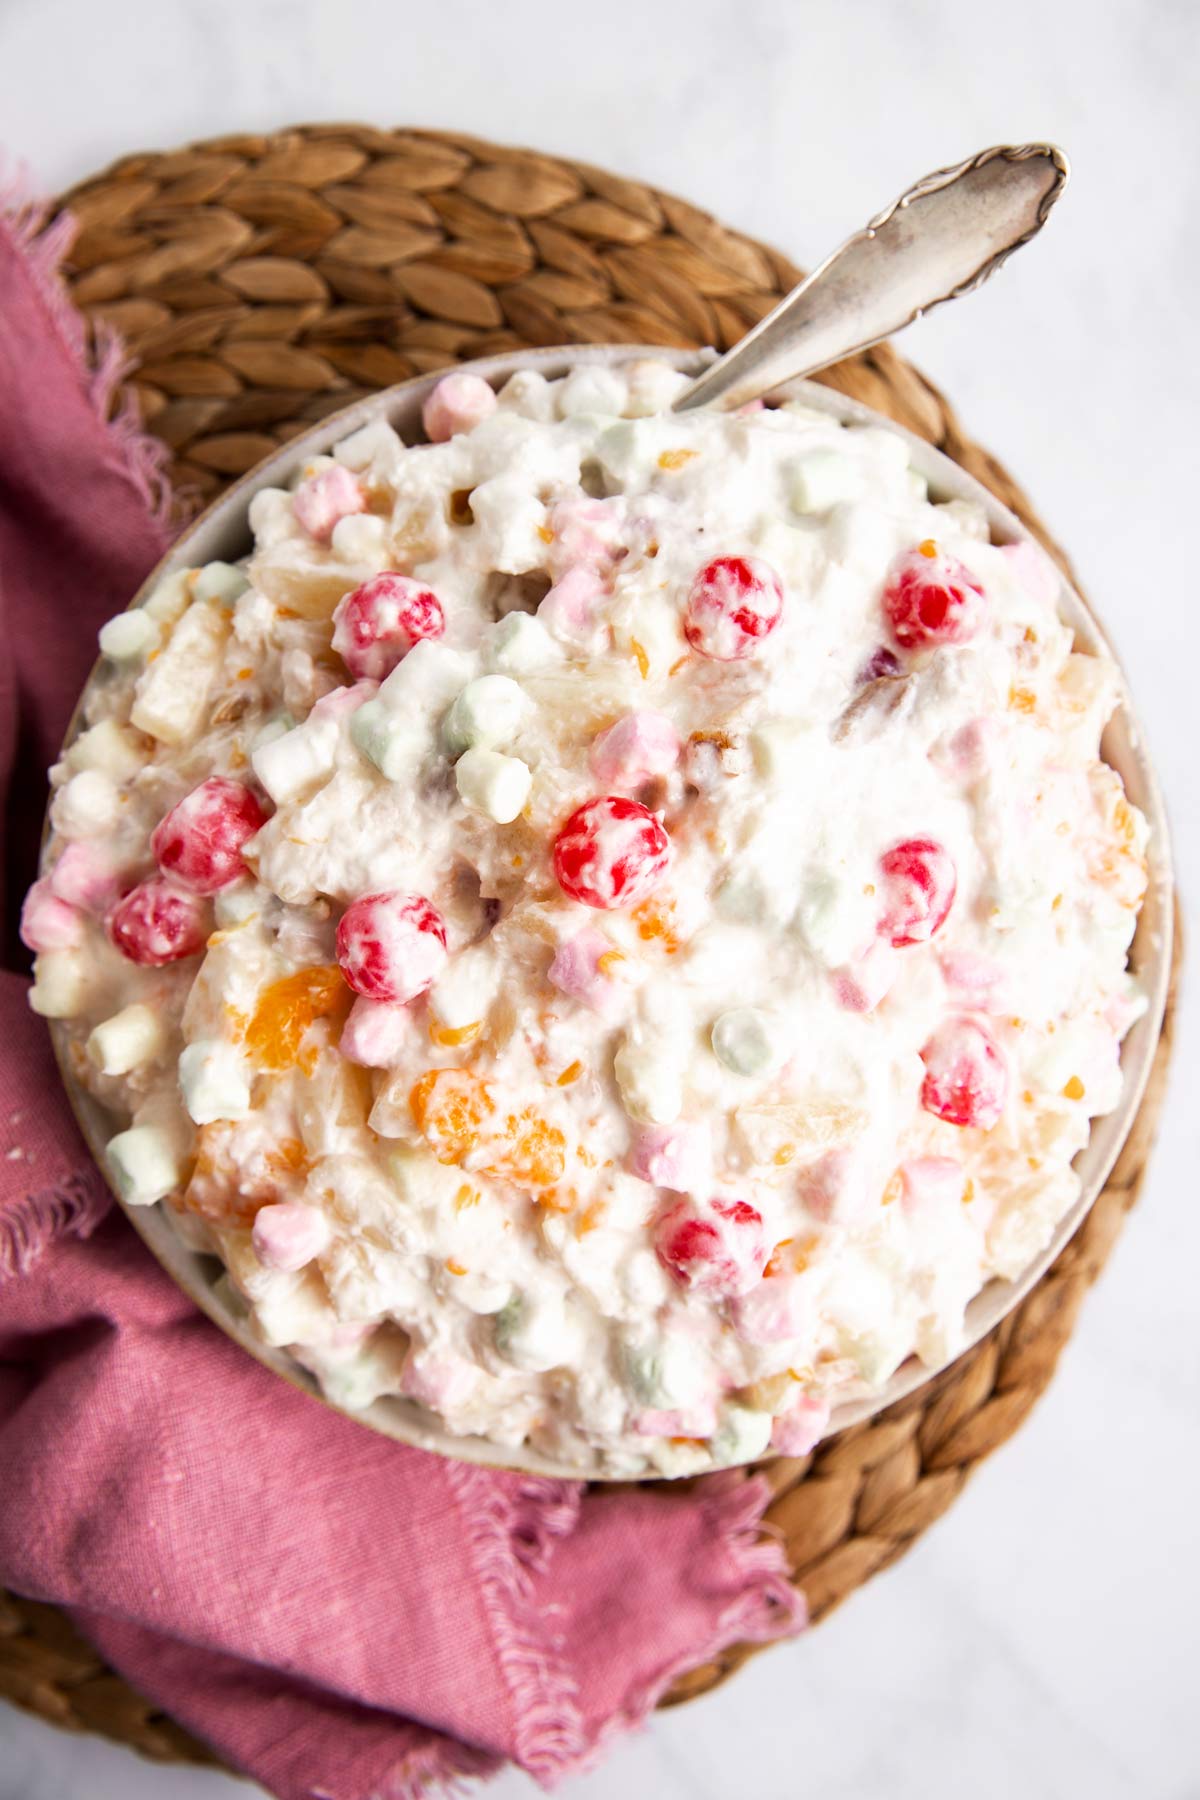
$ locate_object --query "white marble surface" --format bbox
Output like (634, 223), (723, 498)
(2, 1), (1198, 1796)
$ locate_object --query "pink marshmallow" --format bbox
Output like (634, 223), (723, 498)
(328, 1318), (375, 1350)
(730, 1276), (807, 1346)
(309, 678), (379, 724)
(421, 372), (497, 444)
(547, 927), (625, 1016)
(630, 1121), (709, 1193)
(590, 710), (681, 789)
(831, 937), (898, 1013)
(938, 948), (1004, 997)
(538, 563), (608, 644)
(1000, 539), (1060, 606)
(19, 879), (85, 953)
(796, 1149), (874, 1227)
(339, 995), (414, 1067)
(929, 716), (1001, 782)
(770, 1394), (830, 1456)
(401, 1351), (478, 1411)
(48, 841), (125, 913)
(546, 497), (624, 571)
(898, 1157), (966, 1215)
(292, 465), (367, 542)
(251, 1201), (330, 1272)
(634, 1403), (719, 1439)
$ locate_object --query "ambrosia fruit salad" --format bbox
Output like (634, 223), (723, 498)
(25, 358), (1148, 1476)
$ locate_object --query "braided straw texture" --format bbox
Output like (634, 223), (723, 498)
(0, 126), (1178, 1767)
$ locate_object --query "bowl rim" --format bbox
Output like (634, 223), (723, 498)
(48, 343), (1175, 1480)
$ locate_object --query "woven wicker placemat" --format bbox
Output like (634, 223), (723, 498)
(0, 125), (1180, 1768)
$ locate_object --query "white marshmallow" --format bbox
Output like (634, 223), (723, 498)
(192, 561), (249, 607)
(444, 675), (532, 754)
(27, 949), (91, 1018)
(252, 712), (339, 805)
(246, 487), (297, 548)
(330, 513), (389, 568)
(349, 700), (425, 785)
(51, 769), (120, 838)
(98, 609), (160, 661)
(87, 1003), (166, 1076)
(178, 1038), (253, 1125)
(484, 612), (560, 676)
(454, 748), (531, 823)
(613, 1032), (684, 1125)
(708, 1405), (773, 1467)
(141, 569), (192, 625)
(790, 450), (861, 514)
(107, 1125), (185, 1206)
(333, 417), (402, 472)
(429, 944), (500, 1031)
(557, 365), (627, 418)
(711, 1007), (780, 1077)
(66, 719), (147, 783)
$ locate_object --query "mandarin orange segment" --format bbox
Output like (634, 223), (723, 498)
(489, 1111), (567, 1188)
(245, 965), (350, 1071)
(410, 1067), (495, 1164)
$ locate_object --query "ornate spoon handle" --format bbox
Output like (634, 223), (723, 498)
(671, 144), (1069, 413)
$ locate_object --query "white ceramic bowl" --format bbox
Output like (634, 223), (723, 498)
(49, 346), (1174, 1479)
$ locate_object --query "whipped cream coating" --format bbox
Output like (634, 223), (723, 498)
(30, 358), (1149, 1477)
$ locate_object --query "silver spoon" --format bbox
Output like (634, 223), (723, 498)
(671, 143), (1069, 414)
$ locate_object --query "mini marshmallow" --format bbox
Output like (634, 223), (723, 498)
(376, 639), (472, 714)
(131, 599), (231, 746)
(246, 487), (297, 548)
(711, 1007), (779, 1077)
(19, 880), (84, 953)
(708, 1404), (773, 1467)
(493, 1292), (578, 1374)
(790, 450), (861, 514)
(98, 609), (160, 661)
(192, 561), (250, 607)
(333, 417), (402, 472)
(496, 368), (556, 421)
(49, 841), (123, 912)
(613, 1032), (684, 1126)
(624, 358), (690, 417)
(252, 712), (340, 805)
(178, 1038), (252, 1125)
(87, 1003), (166, 1076)
(454, 747), (531, 823)
(831, 938), (898, 1014)
(213, 880), (263, 927)
(350, 700), (426, 785)
(141, 569), (192, 625)
(51, 769), (120, 838)
(428, 944), (499, 1031)
(292, 465), (366, 542)
(339, 996), (413, 1067)
(770, 1395), (831, 1456)
(547, 928), (625, 1017)
(27, 950), (90, 1017)
(252, 1201), (330, 1272)
(484, 611), (560, 676)
(589, 710), (680, 788)
(422, 372), (497, 444)
(444, 675), (531, 754)
(538, 564), (606, 645)
(730, 1276), (807, 1346)
(329, 512), (389, 567)
(629, 1120), (709, 1192)
(107, 1125), (185, 1206)
(557, 364), (627, 418)
(66, 719), (147, 783)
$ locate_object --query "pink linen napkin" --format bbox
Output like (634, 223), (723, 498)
(0, 189), (805, 1798)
